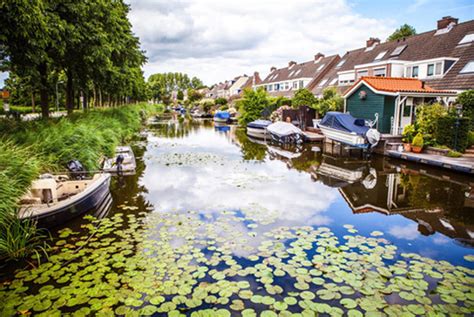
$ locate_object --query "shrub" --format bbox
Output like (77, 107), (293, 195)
(238, 88), (269, 125)
(292, 89), (316, 109)
(215, 97), (227, 106)
(447, 150), (462, 158)
(412, 132), (424, 148)
(314, 87), (343, 117)
(415, 103), (447, 143)
(435, 116), (470, 152)
(402, 124), (415, 143)
(457, 90), (474, 129)
(468, 131), (474, 147)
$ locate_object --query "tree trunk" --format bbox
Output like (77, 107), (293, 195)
(98, 88), (102, 107)
(82, 90), (88, 110)
(93, 86), (97, 108)
(38, 63), (49, 119)
(31, 91), (36, 112)
(66, 70), (74, 115)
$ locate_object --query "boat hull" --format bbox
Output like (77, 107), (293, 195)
(319, 125), (369, 149)
(103, 146), (136, 175)
(246, 127), (268, 139)
(20, 174), (112, 228)
(213, 118), (229, 123)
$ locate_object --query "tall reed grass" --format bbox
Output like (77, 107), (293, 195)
(0, 103), (162, 261)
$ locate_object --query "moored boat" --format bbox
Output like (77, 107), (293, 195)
(318, 112), (380, 149)
(213, 111), (231, 123)
(19, 173), (111, 228)
(102, 146), (136, 175)
(266, 121), (303, 144)
(246, 120), (272, 139)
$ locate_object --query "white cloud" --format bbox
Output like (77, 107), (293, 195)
(126, 0), (395, 85)
(388, 224), (419, 240)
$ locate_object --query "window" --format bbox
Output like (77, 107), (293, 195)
(459, 34), (474, 45)
(299, 80), (304, 88)
(406, 66), (412, 77)
(374, 51), (387, 61)
(318, 79), (328, 87)
(329, 78), (338, 85)
(292, 81), (298, 89)
(460, 61), (474, 74)
(435, 62), (442, 75)
(357, 70), (368, 78)
(274, 84), (279, 91)
(374, 68), (386, 77)
(336, 59), (346, 68)
(267, 85), (272, 91)
(284, 82), (289, 90)
(391, 45), (407, 56)
(412, 66), (419, 77)
(427, 64), (434, 76)
(317, 64), (325, 71)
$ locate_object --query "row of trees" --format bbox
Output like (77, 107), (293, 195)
(1, 0), (147, 118)
(148, 73), (204, 104)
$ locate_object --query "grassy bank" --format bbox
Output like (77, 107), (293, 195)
(0, 103), (162, 260)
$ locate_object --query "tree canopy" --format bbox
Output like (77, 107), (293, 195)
(147, 73), (204, 104)
(0, 0), (147, 117)
(292, 89), (317, 108)
(387, 24), (416, 41)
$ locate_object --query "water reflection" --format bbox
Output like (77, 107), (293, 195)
(143, 119), (473, 263)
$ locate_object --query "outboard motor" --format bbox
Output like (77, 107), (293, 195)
(366, 129), (381, 148)
(115, 154), (124, 175)
(67, 160), (86, 179)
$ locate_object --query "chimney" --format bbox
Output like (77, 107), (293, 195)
(288, 61), (297, 67)
(437, 16), (458, 29)
(421, 81), (425, 89)
(366, 37), (380, 48)
(253, 71), (260, 85)
(270, 66), (277, 72)
(314, 53), (324, 62)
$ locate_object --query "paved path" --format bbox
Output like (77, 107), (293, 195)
(0, 111), (68, 121)
(387, 150), (474, 174)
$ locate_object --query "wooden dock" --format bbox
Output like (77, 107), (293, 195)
(303, 131), (325, 142)
(387, 150), (474, 175)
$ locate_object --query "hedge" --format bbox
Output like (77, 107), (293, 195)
(435, 116), (470, 152)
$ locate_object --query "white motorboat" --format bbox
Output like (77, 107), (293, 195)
(102, 146), (136, 175)
(318, 112), (380, 149)
(266, 121), (303, 144)
(246, 120), (272, 139)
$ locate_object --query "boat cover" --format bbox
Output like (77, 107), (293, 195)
(319, 112), (369, 136)
(267, 121), (302, 137)
(247, 120), (272, 129)
(214, 111), (230, 120)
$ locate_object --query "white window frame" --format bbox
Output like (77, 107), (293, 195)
(412, 66), (419, 77)
(459, 34), (474, 45)
(357, 70), (368, 78)
(373, 67), (386, 77)
(292, 81), (298, 89)
(460, 61), (474, 74)
(435, 62), (442, 75)
(374, 51), (387, 61)
(406, 66), (412, 77)
(427, 64), (435, 77)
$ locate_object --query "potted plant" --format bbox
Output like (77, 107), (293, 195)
(411, 132), (424, 153)
(402, 124), (415, 152)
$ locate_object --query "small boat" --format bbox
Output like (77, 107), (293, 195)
(318, 112), (380, 149)
(214, 111), (231, 123)
(266, 121), (303, 144)
(19, 173), (111, 228)
(102, 146), (136, 175)
(247, 120), (272, 139)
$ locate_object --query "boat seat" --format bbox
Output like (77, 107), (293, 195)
(28, 178), (58, 204)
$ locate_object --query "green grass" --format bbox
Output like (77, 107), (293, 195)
(0, 102), (163, 261)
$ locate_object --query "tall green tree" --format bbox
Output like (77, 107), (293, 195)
(238, 88), (269, 125)
(387, 24), (416, 41)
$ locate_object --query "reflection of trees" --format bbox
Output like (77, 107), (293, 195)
(149, 119), (210, 139)
(234, 128), (267, 161)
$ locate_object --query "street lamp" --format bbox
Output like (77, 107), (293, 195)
(56, 80), (64, 112)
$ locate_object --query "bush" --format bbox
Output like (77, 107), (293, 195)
(415, 103), (447, 143)
(292, 89), (316, 109)
(412, 132), (424, 148)
(435, 116), (470, 152)
(238, 88), (269, 125)
(457, 90), (474, 128)
(215, 97), (227, 106)
(314, 87), (343, 117)
(447, 150), (462, 158)
(402, 124), (415, 143)
(468, 131), (474, 147)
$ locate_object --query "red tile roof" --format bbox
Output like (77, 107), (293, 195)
(347, 77), (457, 95)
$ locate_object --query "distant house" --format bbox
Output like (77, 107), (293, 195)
(333, 17), (474, 95)
(343, 77), (456, 135)
(239, 72), (262, 95)
(254, 53), (340, 98)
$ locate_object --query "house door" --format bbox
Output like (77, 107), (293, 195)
(400, 98), (413, 130)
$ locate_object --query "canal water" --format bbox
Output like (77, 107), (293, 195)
(1, 118), (473, 316)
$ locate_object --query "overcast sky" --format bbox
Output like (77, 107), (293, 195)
(126, 0), (473, 86)
(1, 0), (473, 87)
